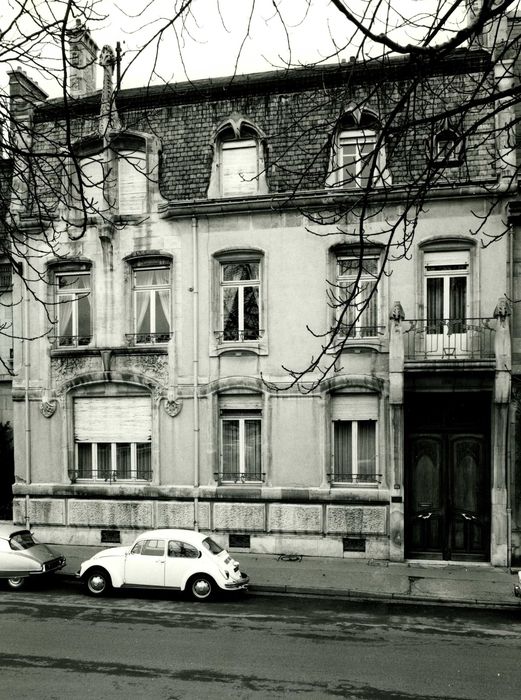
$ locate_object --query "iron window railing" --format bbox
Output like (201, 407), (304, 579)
(403, 318), (495, 361)
(327, 473), (382, 484)
(51, 334), (92, 348)
(68, 468), (153, 483)
(125, 332), (173, 345)
(214, 471), (265, 484)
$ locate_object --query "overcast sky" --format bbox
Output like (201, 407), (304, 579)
(2, 0), (475, 98)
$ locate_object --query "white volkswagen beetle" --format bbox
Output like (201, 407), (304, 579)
(77, 528), (249, 601)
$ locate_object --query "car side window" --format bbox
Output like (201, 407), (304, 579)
(141, 539), (165, 556)
(130, 541), (144, 555)
(168, 540), (200, 558)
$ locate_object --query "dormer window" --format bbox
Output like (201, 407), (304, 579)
(433, 128), (463, 167)
(71, 135), (151, 218)
(208, 117), (267, 198)
(328, 111), (388, 189)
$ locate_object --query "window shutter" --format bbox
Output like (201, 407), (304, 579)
(74, 397), (152, 443)
(331, 394), (378, 421)
(80, 155), (104, 213)
(219, 393), (263, 410)
(118, 151), (147, 214)
(222, 140), (258, 196)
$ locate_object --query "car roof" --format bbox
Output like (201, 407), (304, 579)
(135, 529), (208, 545)
(0, 524), (29, 540)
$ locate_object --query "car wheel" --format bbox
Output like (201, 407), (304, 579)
(7, 576), (26, 590)
(189, 574), (215, 601)
(85, 568), (112, 596)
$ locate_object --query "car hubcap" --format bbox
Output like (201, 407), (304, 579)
(8, 577), (23, 587)
(89, 575), (105, 592)
(193, 579), (210, 597)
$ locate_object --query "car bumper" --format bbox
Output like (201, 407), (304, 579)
(514, 583), (521, 599)
(223, 573), (250, 590)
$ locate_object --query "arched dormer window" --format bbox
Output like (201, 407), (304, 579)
(432, 126), (464, 167)
(70, 133), (156, 218)
(328, 110), (388, 190)
(208, 116), (268, 198)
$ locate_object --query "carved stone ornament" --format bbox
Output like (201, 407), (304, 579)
(390, 300), (405, 322)
(164, 398), (183, 418)
(40, 399), (58, 418)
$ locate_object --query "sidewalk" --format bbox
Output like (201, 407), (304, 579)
(54, 543), (521, 610)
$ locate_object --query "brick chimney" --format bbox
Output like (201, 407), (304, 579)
(66, 19), (99, 98)
(7, 69), (48, 116)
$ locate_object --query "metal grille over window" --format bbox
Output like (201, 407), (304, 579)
(73, 397), (152, 482)
(220, 261), (260, 342)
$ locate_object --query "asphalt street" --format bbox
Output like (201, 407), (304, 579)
(1, 579), (521, 699)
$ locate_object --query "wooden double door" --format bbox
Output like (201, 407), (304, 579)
(405, 393), (490, 561)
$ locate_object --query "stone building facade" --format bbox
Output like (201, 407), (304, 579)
(4, 16), (521, 565)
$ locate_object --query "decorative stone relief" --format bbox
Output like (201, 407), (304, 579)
(40, 398), (58, 418)
(114, 354), (169, 384)
(164, 398), (183, 417)
(51, 356), (98, 383)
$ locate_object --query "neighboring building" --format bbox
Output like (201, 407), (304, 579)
(6, 15), (521, 566)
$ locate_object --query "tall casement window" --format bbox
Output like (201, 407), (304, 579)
(208, 117), (267, 198)
(336, 252), (380, 338)
(424, 250), (469, 354)
(330, 394), (379, 484)
(218, 395), (263, 483)
(74, 396), (152, 481)
(131, 260), (171, 345)
(220, 259), (261, 342)
(55, 267), (91, 347)
(329, 111), (387, 189)
(72, 136), (149, 217)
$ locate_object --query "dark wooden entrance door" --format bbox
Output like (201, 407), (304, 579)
(405, 393), (490, 561)
(406, 434), (489, 560)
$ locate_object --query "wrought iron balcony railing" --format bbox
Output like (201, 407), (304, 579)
(68, 469), (153, 483)
(327, 472), (382, 484)
(403, 318), (495, 361)
(338, 325), (386, 340)
(51, 335), (92, 348)
(214, 471), (265, 484)
(214, 329), (265, 343)
(125, 332), (172, 346)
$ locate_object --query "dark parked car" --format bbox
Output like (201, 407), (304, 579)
(0, 525), (66, 589)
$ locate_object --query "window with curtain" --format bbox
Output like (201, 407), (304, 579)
(333, 420), (377, 483)
(55, 270), (91, 347)
(424, 251), (468, 337)
(220, 409), (262, 482)
(132, 264), (171, 344)
(220, 261), (261, 342)
(74, 396), (152, 481)
(336, 255), (379, 338)
(330, 112), (386, 189)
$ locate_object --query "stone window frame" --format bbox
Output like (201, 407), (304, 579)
(67, 131), (162, 222)
(47, 259), (93, 349)
(431, 125), (465, 168)
(327, 243), (387, 352)
(123, 252), (174, 348)
(210, 248), (268, 356)
(65, 381), (159, 486)
(207, 116), (268, 199)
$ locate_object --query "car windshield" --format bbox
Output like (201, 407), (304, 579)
(202, 537), (223, 555)
(9, 531), (37, 550)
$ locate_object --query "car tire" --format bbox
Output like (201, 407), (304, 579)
(85, 568), (112, 596)
(188, 574), (215, 601)
(7, 576), (26, 590)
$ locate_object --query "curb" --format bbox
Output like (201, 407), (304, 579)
(59, 572), (521, 610)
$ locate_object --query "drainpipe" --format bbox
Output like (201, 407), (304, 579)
(22, 262), (31, 528)
(192, 215), (200, 529)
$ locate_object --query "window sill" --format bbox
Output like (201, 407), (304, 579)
(326, 336), (386, 353)
(210, 341), (268, 357)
